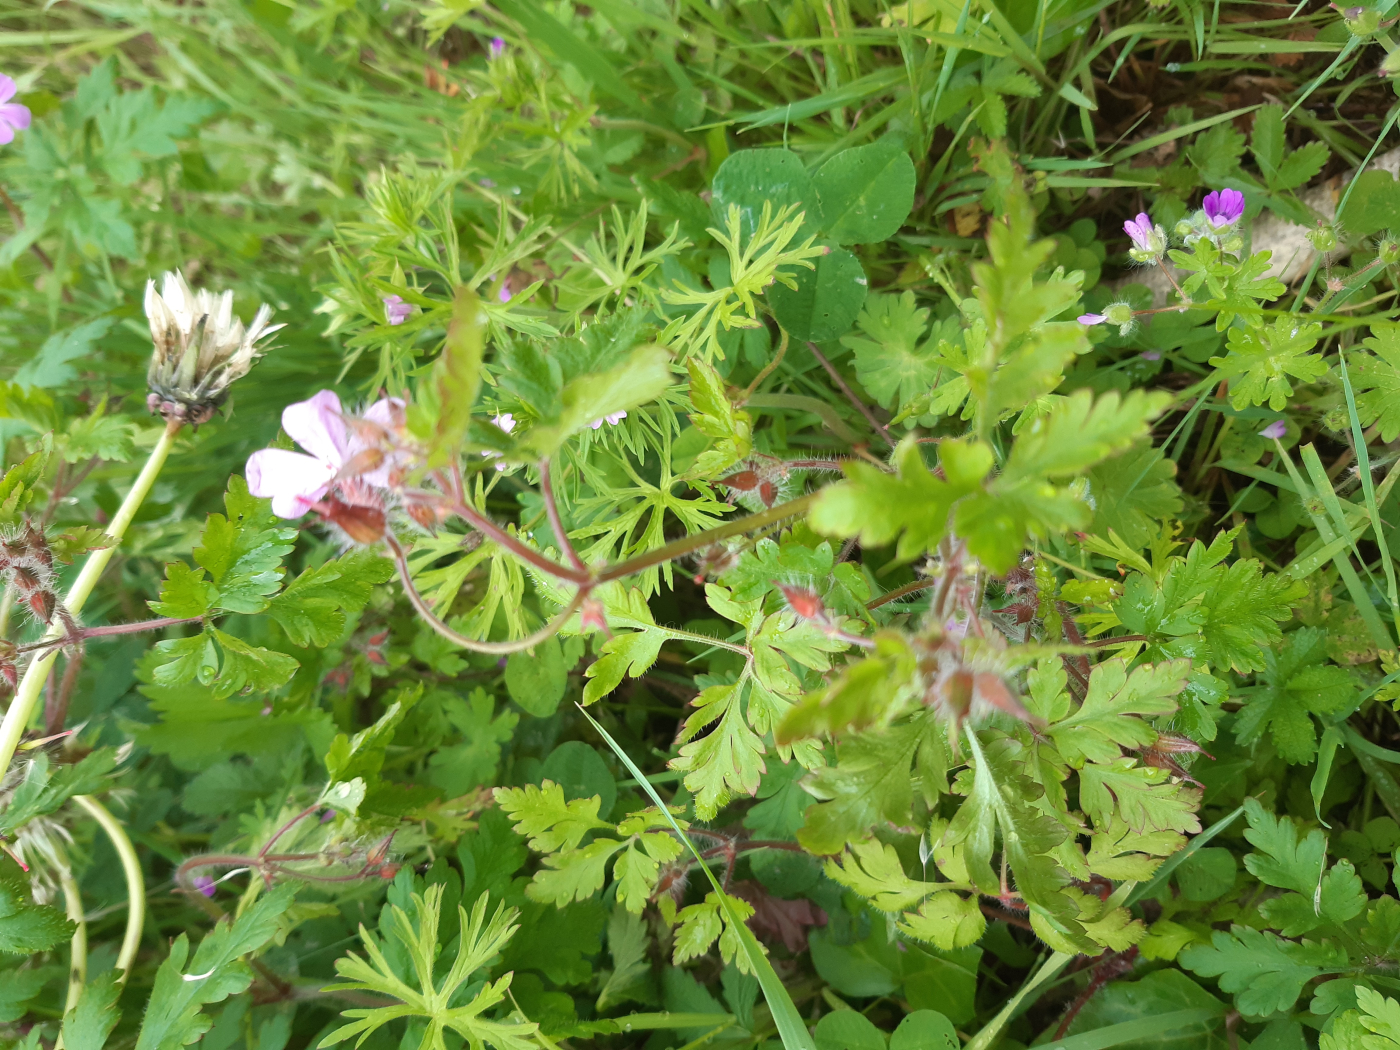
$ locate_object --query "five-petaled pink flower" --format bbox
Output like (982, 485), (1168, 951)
(1203, 189), (1245, 229)
(246, 390), (402, 518)
(0, 75), (31, 145)
(1259, 419), (1287, 440)
(383, 295), (412, 326)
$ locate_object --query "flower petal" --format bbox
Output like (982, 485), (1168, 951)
(246, 448), (336, 518)
(363, 397), (405, 428)
(282, 390), (347, 467)
(0, 76), (14, 105)
(0, 104), (29, 132)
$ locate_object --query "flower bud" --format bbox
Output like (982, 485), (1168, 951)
(1103, 302), (1135, 327)
(1307, 222), (1340, 253)
(1345, 6), (1382, 36)
(1378, 236), (1400, 265)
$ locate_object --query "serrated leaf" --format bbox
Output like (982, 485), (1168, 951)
(268, 549), (393, 647)
(493, 781), (612, 852)
(810, 436), (991, 561)
(0, 858), (73, 955)
(1354, 325), (1400, 442)
(897, 891), (986, 951)
(1234, 628), (1358, 764)
(136, 885), (297, 1050)
(1049, 659), (1188, 766)
(1210, 318), (1326, 410)
(1179, 926), (1345, 1016)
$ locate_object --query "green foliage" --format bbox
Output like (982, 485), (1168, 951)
(320, 886), (537, 1050)
(7, 4), (1400, 1049)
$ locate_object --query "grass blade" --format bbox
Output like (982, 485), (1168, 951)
(577, 706), (816, 1050)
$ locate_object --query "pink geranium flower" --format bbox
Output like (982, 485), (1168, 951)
(0, 76), (31, 145)
(1203, 188), (1245, 229)
(246, 390), (403, 518)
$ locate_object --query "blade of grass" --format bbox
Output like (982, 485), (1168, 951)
(1275, 440), (1393, 651)
(1041, 1009), (1223, 1050)
(1126, 803), (1247, 906)
(577, 706), (816, 1050)
(1110, 105), (1261, 165)
(1338, 348), (1400, 644)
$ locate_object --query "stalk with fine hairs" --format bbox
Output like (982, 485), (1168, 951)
(0, 420), (182, 780)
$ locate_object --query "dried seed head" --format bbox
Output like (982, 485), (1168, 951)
(145, 271), (282, 426)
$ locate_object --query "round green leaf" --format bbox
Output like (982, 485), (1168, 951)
(769, 247), (868, 342)
(711, 147), (817, 239)
(813, 142), (916, 245)
(889, 1010), (959, 1050)
(504, 635), (567, 717)
(541, 740), (616, 819)
(814, 1009), (886, 1050)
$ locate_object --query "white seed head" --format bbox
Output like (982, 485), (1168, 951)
(145, 270), (283, 426)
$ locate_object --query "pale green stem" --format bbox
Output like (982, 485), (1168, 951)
(72, 794), (145, 981)
(0, 422), (180, 779)
(59, 862), (87, 1013)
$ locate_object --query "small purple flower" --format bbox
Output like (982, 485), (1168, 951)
(498, 279), (512, 304)
(320, 809), (335, 823)
(1259, 419), (1288, 440)
(1203, 188), (1245, 229)
(1078, 313), (1106, 325)
(1140, 350), (1162, 361)
(383, 295), (412, 326)
(1124, 213), (1155, 252)
(0, 76), (30, 146)
(490, 37), (506, 59)
(589, 410), (627, 430)
(193, 876), (216, 898)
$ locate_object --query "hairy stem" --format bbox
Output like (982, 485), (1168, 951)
(806, 341), (892, 448)
(448, 498), (590, 584)
(0, 421), (181, 781)
(72, 795), (145, 982)
(387, 533), (587, 653)
(595, 493), (817, 583)
(539, 457), (586, 573)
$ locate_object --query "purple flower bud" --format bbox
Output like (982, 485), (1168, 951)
(1202, 188), (1245, 229)
(383, 295), (412, 326)
(1078, 313), (1107, 325)
(1140, 350), (1162, 361)
(490, 37), (506, 59)
(193, 876), (216, 898)
(1259, 419), (1288, 440)
(320, 809), (335, 823)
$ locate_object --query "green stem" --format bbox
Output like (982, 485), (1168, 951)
(0, 422), (180, 780)
(72, 794), (145, 981)
(58, 861), (86, 1014)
